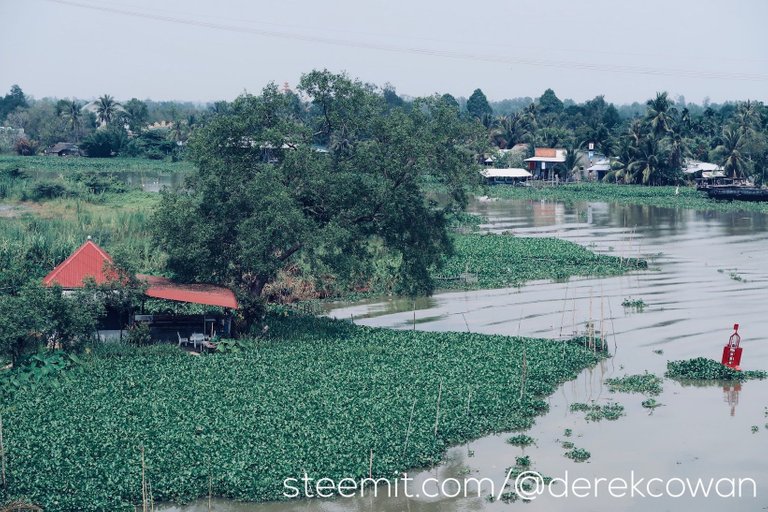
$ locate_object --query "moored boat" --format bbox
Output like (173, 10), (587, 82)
(705, 185), (768, 202)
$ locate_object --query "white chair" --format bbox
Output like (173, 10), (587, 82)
(189, 333), (206, 349)
(177, 332), (189, 347)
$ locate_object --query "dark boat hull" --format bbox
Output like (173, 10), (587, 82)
(706, 186), (768, 202)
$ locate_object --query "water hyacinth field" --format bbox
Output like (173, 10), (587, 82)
(440, 234), (647, 290)
(1, 314), (607, 511)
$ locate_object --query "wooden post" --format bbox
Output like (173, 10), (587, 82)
(369, 449), (373, 479)
(141, 445), (147, 512)
(519, 343), (528, 400)
(0, 413), (6, 492)
(434, 380), (443, 437)
(403, 399), (417, 456)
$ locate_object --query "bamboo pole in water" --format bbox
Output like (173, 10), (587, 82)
(434, 380), (443, 437)
(0, 413), (6, 492)
(403, 398), (417, 456)
(141, 446), (147, 512)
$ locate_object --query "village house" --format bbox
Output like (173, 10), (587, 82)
(43, 238), (238, 344)
(44, 142), (81, 156)
(524, 147), (567, 180)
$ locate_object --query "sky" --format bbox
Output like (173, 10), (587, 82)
(1, 0), (767, 106)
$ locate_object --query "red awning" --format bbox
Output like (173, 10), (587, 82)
(138, 275), (239, 309)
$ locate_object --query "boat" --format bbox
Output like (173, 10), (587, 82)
(705, 184), (768, 202)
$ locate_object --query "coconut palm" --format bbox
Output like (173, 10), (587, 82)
(493, 112), (532, 149)
(735, 100), (759, 136)
(715, 127), (747, 179)
(626, 137), (671, 185)
(58, 99), (83, 141)
(645, 92), (676, 136)
(667, 133), (690, 174)
(96, 94), (120, 125)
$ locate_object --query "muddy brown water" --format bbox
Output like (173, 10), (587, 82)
(163, 198), (768, 511)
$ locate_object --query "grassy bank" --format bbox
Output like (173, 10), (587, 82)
(0, 193), (163, 291)
(0, 155), (194, 175)
(1, 313), (606, 510)
(485, 183), (768, 214)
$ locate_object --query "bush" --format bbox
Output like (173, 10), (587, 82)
(80, 128), (126, 158)
(30, 182), (72, 200)
(125, 322), (152, 346)
(14, 137), (39, 156)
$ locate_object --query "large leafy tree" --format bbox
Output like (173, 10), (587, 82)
(466, 88), (492, 120)
(0, 84), (28, 121)
(122, 98), (149, 132)
(152, 71), (484, 323)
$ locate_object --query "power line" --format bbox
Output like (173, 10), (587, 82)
(44, 0), (768, 83)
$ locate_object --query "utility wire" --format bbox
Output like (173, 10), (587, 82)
(44, 0), (768, 82)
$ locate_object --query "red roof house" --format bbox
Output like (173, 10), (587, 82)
(42, 239), (116, 288)
(43, 239), (238, 309)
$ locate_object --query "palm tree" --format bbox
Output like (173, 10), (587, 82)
(558, 146), (580, 181)
(645, 92), (675, 137)
(96, 94), (120, 125)
(735, 100), (759, 136)
(667, 133), (690, 175)
(58, 99), (83, 142)
(626, 137), (670, 185)
(715, 127), (747, 179)
(494, 112), (532, 149)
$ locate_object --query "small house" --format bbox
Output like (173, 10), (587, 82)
(45, 142), (81, 156)
(43, 238), (238, 342)
(524, 148), (567, 180)
(479, 168), (532, 185)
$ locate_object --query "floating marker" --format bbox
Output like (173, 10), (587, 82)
(721, 323), (742, 371)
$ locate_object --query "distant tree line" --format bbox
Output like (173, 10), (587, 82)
(460, 87), (768, 185)
(0, 83), (766, 184)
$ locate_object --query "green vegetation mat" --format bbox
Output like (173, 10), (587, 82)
(439, 233), (647, 290)
(604, 373), (663, 395)
(0, 155), (194, 175)
(665, 357), (768, 381)
(484, 183), (768, 215)
(1, 314), (606, 510)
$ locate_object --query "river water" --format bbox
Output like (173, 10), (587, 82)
(164, 198), (768, 512)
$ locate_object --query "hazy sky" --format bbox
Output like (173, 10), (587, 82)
(1, 0), (767, 105)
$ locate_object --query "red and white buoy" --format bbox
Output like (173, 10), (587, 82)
(721, 323), (743, 371)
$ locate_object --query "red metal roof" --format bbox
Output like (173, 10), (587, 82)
(43, 240), (239, 309)
(42, 240), (116, 288)
(139, 274), (239, 309)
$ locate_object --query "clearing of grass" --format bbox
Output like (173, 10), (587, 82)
(0, 313), (607, 511)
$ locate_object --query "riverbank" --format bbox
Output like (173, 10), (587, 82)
(1, 312), (607, 511)
(484, 183), (768, 214)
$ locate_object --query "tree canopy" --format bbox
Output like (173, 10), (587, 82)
(152, 70), (485, 323)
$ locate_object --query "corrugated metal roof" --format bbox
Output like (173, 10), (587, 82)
(480, 168), (532, 178)
(42, 240), (115, 288)
(139, 275), (239, 309)
(525, 148), (567, 163)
